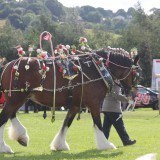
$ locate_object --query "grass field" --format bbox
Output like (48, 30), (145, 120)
(0, 108), (160, 160)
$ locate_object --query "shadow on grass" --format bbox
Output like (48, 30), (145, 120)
(0, 149), (123, 160)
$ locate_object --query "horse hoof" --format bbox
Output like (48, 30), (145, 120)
(50, 142), (70, 151)
(0, 143), (14, 154)
(0, 150), (14, 154)
(109, 142), (117, 149)
(18, 138), (28, 147)
(50, 147), (70, 151)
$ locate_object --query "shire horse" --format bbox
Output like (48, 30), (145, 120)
(0, 48), (140, 153)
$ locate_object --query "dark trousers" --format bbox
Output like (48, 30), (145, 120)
(103, 112), (130, 145)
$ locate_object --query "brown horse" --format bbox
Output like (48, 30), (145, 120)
(0, 49), (140, 153)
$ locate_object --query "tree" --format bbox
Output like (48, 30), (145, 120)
(127, 7), (136, 16)
(0, 22), (24, 61)
(55, 8), (84, 45)
(22, 12), (36, 28)
(86, 28), (119, 49)
(0, 5), (14, 19)
(115, 9), (127, 18)
(26, 3), (43, 15)
(118, 4), (160, 86)
(45, 0), (65, 19)
(84, 11), (102, 23)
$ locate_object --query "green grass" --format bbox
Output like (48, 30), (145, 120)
(0, 108), (160, 160)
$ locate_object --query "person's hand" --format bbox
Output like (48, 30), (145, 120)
(127, 96), (133, 101)
(128, 100), (134, 105)
(127, 96), (134, 105)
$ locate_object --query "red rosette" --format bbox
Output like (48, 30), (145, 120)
(63, 48), (68, 53)
(42, 65), (47, 71)
(105, 61), (109, 67)
(72, 49), (76, 53)
(58, 44), (63, 49)
(59, 67), (63, 73)
(73, 65), (78, 71)
(18, 50), (23, 55)
(96, 61), (100, 65)
(81, 38), (85, 42)
(12, 67), (16, 73)
(41, 53), (46, 59)
(132, 70), (137, 76)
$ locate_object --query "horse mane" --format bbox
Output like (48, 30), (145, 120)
(110, 52), (132, 67)
(96, 48), (133, 67)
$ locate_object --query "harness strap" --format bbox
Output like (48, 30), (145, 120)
(92, 57), (112, 91)
(8, 59), (22, 97)
(39, 31), (56, 122)
(67, 80), (73, 110)
(51, 60), (56, 123)
(77, 58), (84, 120)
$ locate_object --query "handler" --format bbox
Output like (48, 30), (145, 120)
(102, 81), (136, 146)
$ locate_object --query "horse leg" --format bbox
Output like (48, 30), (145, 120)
(0, 93), (29, 153)
(50, 106), (79, 151)
(90, 107), (117, 150)
(9, 113), (29, 147)
(0, 108), (14, 153)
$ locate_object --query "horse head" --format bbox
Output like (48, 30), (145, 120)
(120, 54), (141, 95)
(96, 48), (141, 96)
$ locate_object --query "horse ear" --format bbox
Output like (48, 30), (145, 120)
(133, 55), (140, 65)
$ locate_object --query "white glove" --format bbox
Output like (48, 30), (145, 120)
(128, 100), (134, 105)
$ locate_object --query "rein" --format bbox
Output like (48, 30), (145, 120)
(76, 58), (84, 120)
(108, 60), (130, 69)
(111, 67), (133, 81)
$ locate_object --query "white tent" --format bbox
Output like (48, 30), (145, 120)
(151, 59), (160, 91)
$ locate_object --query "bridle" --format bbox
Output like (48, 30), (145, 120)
(109, 63), (133, 81)
(109, 63), (140, 94)
(96, 52), (140, 93)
